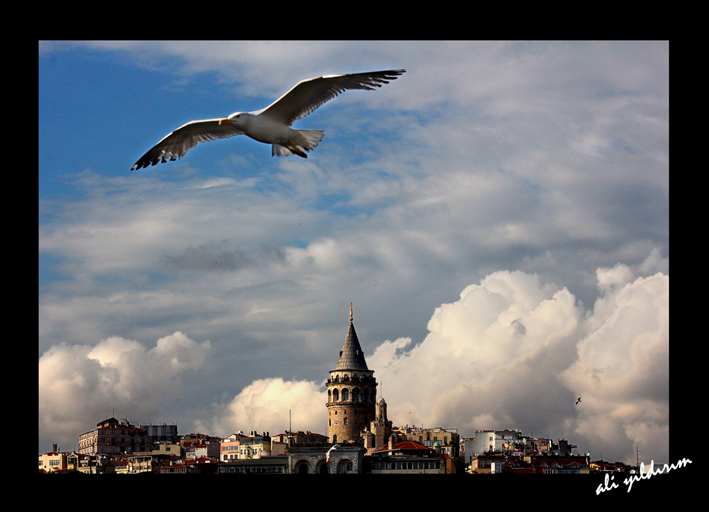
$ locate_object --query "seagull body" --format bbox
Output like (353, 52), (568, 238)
(131, 69), (405, 170)
(576, 397), (582, 405)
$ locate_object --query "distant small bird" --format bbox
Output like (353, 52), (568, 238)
(576, 397), (582, 405)
(131, 69), (405, 169)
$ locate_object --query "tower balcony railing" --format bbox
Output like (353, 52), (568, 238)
(327, 375), (375, 385)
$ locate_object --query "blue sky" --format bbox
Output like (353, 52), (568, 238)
(39, 41), (669, 465)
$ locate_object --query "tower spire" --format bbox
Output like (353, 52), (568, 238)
(350, 303), (353, 323)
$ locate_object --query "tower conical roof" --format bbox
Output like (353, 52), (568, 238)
(335, 305), (369, 371)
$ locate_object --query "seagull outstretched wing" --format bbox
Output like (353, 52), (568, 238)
(257, 69), (405, 125)
(132, 119), (243, 170)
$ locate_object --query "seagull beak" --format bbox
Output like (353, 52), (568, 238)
(219, 118), (232, 125)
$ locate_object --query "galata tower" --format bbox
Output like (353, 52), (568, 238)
(326, 305), (377, 444)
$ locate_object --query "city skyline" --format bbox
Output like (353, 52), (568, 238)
(39, 41), (669, 464)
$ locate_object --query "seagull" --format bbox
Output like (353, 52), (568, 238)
(131, 69), (405, 170)
(576, 397), (582, 405)
(326, 444), (340, 464)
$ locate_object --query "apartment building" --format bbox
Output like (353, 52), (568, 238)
(78, 417), (148, 455)
(38, 443), (67, 473)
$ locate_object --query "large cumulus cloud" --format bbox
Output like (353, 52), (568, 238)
(561, 267), (669, 463)
(365, 263), (668, 463)
(39, 332), (210, 446)
(369, 270), (583, 435)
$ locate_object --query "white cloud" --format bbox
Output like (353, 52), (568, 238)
(38, 332), (210, 448)
(364, 266), (668, 464)
(368, 270), (582, 429)
(196, 378), (327, 438)
(561, 268), (669, 463)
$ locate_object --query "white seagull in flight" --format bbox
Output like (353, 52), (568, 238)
(131, 69), (405, 170)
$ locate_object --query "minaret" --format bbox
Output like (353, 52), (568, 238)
(326, 304), (377, 444)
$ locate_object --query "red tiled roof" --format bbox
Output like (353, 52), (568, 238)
(372, 440), (430, 453)
(185, 456), (219, 464)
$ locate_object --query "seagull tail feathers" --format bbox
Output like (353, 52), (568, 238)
(273, 130), (325, 158)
